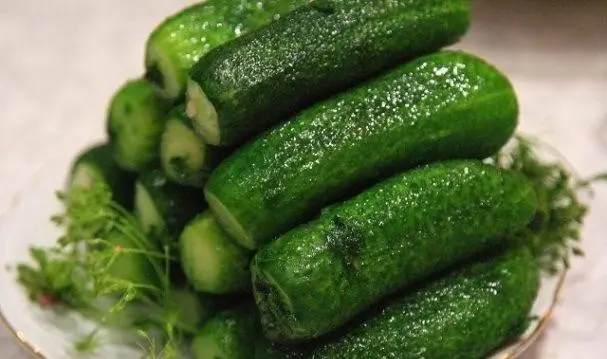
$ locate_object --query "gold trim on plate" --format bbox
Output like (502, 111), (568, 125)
(0, 309), (45, 358)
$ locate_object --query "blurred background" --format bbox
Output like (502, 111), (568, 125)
(0, 0), (606, 357)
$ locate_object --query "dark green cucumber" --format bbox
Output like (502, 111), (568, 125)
(187, 0), (470, 145)
(191, 304), (259, 359)
(180, 211), (252, 294)
(205, 51), (519, 249)
(68, 143), (136, 208)
(107, 79), (171, 172)
(252, 161), (537, 342)
(283, 247), (540, 359)
(160, 106), (228, 188)
(145, 0), (308, 100)
(134, 169), (206, 243)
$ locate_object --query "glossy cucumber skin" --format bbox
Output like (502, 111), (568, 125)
(145, 0), (308, 99)
(161, 106), (228, 187)
(69, 143), (136, 208)
(252, 161), (537, 342)
(283, 247), (540, 359)
(189, 0), (470, 145)
(206, 51), (519, 248)
(136, 169), (207, 240)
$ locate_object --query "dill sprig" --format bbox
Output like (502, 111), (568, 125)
(16, 182), (183, 358)
(492, 135), (601, 274)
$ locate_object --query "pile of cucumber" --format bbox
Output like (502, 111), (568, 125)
(66, 0), (575, 358)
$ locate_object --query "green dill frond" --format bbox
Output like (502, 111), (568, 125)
(492, 135), (601, 274)
(17, 180), (181, 358)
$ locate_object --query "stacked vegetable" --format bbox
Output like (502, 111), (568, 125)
(17, 1), (597, 358)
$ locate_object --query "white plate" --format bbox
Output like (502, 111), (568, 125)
(0, 159), (567, 359)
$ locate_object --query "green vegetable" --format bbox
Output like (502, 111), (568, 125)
(187, 0), (471, 145)
(492, 136), (592, 274)
(180, 211), (252, 294)
(252, 161), (536, 342)
(160, 106), (227, 188)
(16, 182), (183, 356)
(107, 79), (171, 172)
(134, 169), (207, 242)
(205, 51), (519, 249)
(190, 305), (259, 359)
(104, 230), (158, 290)
(145, 0), (308, 100)
(69, 143), (135, 209)
(282, 247), (540, 359)
(164, 287), (215, 334)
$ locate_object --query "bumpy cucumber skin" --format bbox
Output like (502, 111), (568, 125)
(136, 169), (207, 239)
(191, 305), (259, 359)
(145, 0), (308, 99)
(206, 51), (519, 248)
(107, 79), (171, 172)
(69, 143), (136, 208)
(282, 247), (540, 359)
(189, 0), (470, 145)
(252, 161), (537, 342)
(161, 106), (228, 188)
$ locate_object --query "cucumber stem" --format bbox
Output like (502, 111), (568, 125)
(187, 79), (221, 146)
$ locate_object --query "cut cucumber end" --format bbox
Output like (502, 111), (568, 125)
(191, 334), (224, 359)
(205, 189), (255, 249)
(145, 43), (182, 100)
(187, 79), (220, 146)
(70, 163), (102, 190)
(252, 266), (295, 342)
(134, 182), (166, 237)
(180, 212), (251, 293)
(161, 119), (207, 187)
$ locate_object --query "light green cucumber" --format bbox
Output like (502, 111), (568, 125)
(134, 169), (206, 243)
(107, 79), (171, 172)
(160, 106), (227, 188)
(68, 143), (135, 208)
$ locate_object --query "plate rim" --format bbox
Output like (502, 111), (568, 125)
(0, 270), (567, 359)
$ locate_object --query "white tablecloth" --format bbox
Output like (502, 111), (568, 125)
(1, 0), (606, 357)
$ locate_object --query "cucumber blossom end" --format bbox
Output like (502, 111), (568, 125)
(187, 79), (220, 146)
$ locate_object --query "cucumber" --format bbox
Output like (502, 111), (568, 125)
(160, 106), (227, 188)
(190, 305), (259, 359)
(180, 212), (252, 294)
(282, 247), (540, 359)
(251, 161), (537, 342)
(187, 0), (471, 145)
(134, 169), (206, 243)
(164, 287), (215, 334)
(107, 79), (171, 172)
(145, 0), (308, 100)
(105, 230), (158, 290)
(205, 51), (519, 249)
(68, 143), (136, 208)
